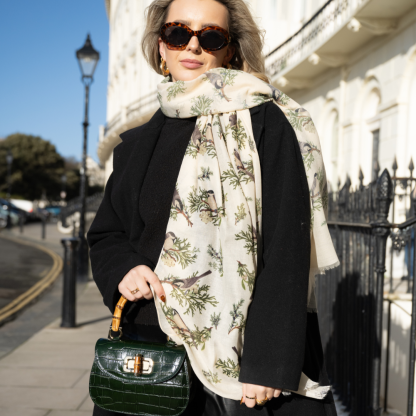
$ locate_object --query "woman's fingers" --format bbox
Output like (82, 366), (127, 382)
(274, 388), (282, 398)
(118, 265), (166, 303)
(118, 283), (137, 302)
(140, 267), (166, 302)
(244, 385), (260, 408)
(118, 271), (140, 302)
(134, 270), (154, 300)
(265, 388), (274, 400)
(241, 383), (279, 408)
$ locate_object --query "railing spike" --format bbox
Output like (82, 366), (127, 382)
(392, 156), (398, 171)
(409, 157), (414, 174)
(346, 174), (351, 188)
(374, 160), (380, 174)
(375, 169), (393, 222)
(358, 167), (364, 190)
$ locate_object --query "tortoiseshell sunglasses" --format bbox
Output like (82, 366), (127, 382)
(160, 22), (231, 52)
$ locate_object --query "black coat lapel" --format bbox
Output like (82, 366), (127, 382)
(111, 109), (167, 249)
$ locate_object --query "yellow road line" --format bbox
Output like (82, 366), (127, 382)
(0, 234), (63, 323)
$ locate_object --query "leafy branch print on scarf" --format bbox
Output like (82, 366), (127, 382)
(152, 67), (339, 401)
(237, 260), (255, 292)
(202, 370), (221, 384)
(186, 122), (217, 158)
(228, 299), (246, 334)
(215, 352), (240, 379)
(161, 232), (199, 268)
(159, 271), (218, 316)
(207, 244), (223, 277)
(161, 304), (216, 351)
(171, 186), (193, 226)
(235, 224), (257, 255)
(188, 186), (225, 226)
(167, 80), (185, 101)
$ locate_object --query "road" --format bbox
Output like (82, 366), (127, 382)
(0, 236), (53, 310)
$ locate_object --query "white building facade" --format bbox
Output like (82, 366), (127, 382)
(99, 0), (325, 180)
(100, 1), (416, 412)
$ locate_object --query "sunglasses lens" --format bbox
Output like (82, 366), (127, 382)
(164, 26), (190, 46)
(200, 30), (227, 50)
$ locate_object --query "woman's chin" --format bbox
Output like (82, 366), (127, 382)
(172, 66), (212, 82)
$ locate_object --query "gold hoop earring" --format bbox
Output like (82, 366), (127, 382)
(160, 57), (170, 76)
(223, 62), (232, 69)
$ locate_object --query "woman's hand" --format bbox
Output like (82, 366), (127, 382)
(118, 265), (166, 303)
(241, 383), (282, 408)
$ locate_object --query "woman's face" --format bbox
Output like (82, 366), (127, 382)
(158, 0), (235, 82)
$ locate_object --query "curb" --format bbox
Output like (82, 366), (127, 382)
(0, 234), (63, 324)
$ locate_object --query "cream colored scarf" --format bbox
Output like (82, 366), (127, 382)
(151, 67), (339, 401)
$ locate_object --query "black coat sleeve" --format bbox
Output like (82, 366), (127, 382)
(86, 146), (155, 313)
(238, 102), (311, 390)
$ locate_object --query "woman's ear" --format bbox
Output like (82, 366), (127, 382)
(226, 44), (236, 64)
(158, 37), (165, 60)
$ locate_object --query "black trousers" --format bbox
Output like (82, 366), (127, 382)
(92, 326), (338, 416)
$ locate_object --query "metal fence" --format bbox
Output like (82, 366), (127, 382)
(60, 192), (104, 228)
(317, 161), (416, 415)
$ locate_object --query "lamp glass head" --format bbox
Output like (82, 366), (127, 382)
(76, 34), (100, 78)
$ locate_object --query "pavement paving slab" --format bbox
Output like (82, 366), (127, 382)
(0, 223), (88, 359)
(0, 280), (110, 415)
(0, 222), (367, 415)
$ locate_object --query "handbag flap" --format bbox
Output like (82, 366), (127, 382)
(94, 338), (188, 385)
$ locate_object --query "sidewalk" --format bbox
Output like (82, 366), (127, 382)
(0, 222), (349, 415)
(0, 277), (350, 416)
(0, 280), (111, 416)
(6, 221), (70, 255)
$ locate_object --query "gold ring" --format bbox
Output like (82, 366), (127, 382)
(245, 395), (256, 400)
(131, 288), (140, 295)
(256, 398), (269, 406)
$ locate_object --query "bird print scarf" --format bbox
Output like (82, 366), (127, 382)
(151, 67), (339, 401)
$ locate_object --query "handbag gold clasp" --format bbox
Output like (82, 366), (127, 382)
(123, 355), (154, 375)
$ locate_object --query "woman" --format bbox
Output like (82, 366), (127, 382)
(87, 0), (339, 415)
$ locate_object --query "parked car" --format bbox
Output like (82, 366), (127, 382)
(0, 205), (19, 228)
(0, 208), (6, 229)
(0, 199), (28, 223)
(9, 199), (39, 222)
(44, 205), (61, 217)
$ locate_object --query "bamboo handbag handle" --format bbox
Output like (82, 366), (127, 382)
(109, 295), (128, 339)
(108, 294), (175, 344)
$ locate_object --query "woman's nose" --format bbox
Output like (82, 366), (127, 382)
(186, 35), (202, 53)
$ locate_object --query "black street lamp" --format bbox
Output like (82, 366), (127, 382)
(76, 34), (100, 279)
(6, 149), (13, 229)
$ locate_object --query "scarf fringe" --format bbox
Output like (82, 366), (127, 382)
(311, 260), (340, 276)
(281, 380), (331, 399)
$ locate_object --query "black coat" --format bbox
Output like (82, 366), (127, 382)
(87, 101), (334, 399)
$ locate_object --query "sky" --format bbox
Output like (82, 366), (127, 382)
(0, 0), (109, 163)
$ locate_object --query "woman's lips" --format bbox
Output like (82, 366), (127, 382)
(180, 60), (203, 69)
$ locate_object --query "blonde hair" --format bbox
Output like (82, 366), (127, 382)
(141, 0), (270, 83)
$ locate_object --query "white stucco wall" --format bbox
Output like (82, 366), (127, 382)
(100, 0), (416, 412)
(99, 0), (319, 180)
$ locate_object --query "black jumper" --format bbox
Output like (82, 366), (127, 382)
(87, 101), (338, 416)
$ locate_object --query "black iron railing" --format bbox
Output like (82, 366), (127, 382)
(60, 192), (104, 228)
(319, 164), (416, 415)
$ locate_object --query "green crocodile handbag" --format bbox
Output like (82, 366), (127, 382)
(89, 295), (192, 416)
